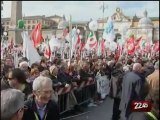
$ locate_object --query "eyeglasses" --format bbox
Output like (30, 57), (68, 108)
(8, 77), (14, 80)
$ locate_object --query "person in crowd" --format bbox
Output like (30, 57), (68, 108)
(49, 65), (61, 88)
(1, 65), (13, 90)
(119, 63), (149, 120)
(142, 61), (155, 77)
(129, 60), (159, 120)
(146, 61), (159, 103)
(40, 58), (47, 69)
(7, 68), (32, 100)
(1, 89), (25, 120)
(22, 76), (60, 120)
(79, 62), (94, 81)
(28, 67), (40, 84)
(30, 62), (39, 68)
(57, 63), (73, 86)
(146, 71), (159, 120)
(40, 69), (50, 78)
(19, 61), (29, 70)
(110, 62), (124, 120)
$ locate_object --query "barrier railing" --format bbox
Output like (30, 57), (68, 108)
(54, 79), (96, 114)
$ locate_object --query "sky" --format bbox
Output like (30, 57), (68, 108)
(1, 1), (159, 21)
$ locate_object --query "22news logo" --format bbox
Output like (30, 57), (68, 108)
(131, 100), (152, 112)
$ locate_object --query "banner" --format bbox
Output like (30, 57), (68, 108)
(96, 75), (110, 99)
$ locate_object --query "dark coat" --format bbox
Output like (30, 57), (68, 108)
(1, 77), (11, 90)
(57, 71), (72, 85)
(23, 97), (60, 120)
(79, 69), (94, 81)
(23, 83), (32, 100)
(110, 68), (124, 98)
(119, 71), (147, 118)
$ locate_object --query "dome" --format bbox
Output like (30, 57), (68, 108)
(138, 10), (153, 28)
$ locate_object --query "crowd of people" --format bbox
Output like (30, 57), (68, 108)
(1, 49), (159, 120)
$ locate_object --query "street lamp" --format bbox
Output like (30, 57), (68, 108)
(100, 2), (108, 28)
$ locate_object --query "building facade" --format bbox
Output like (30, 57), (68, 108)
(1, 15), (63, 31)
(97, 8), (159, 42)
(1, 8), (159, 43)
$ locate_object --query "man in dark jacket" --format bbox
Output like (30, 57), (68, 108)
(119, 63), (148, 120)
(7, 68), (32, 100)
(110, 62), (124, 120)
(79, 62), (94, 81)
(23, 76), (59, 120)
(1, 65), (13, 90)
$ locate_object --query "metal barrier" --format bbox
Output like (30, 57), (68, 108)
(55, 79), (96, 115)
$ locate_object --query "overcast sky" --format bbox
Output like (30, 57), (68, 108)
(1, 1), (159, 21)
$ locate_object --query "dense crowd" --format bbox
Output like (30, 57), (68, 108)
(1, 51), (159, 120)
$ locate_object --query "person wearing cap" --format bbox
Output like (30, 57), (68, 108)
(1, 89), (25, 120)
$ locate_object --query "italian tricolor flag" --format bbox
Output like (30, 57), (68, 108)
(85, 31), (98, 50)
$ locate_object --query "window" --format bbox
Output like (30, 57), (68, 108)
(32, 20), (35, 24)
(7, 22), (9, 25)
(28, 25), (31, 30)
(32, 25), (35, 29)
(28, 20), (30, 24)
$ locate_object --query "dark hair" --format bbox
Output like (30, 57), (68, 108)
(11, 68), (27, 84)
(31, 63), (39, 69)
(3, 65), (13, 78)
(38, 65), (45, 72)
(127, 59), (133, 65)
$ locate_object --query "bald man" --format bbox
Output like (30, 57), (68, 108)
(119, 63), (148, 120)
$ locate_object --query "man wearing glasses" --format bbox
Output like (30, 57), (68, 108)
(22, 76), (60, 120)
(1, 88), (25, 120)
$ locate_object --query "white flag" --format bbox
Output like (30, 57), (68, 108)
(21, 31), (41, 66)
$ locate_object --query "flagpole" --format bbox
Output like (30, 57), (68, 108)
(69, 15), (72, 60)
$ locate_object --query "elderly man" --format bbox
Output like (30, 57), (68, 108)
(1, 89), (25, 120)
(119, 63), (148, 120)
(23, 76), (60, 120)
(128, 62), (159, 120)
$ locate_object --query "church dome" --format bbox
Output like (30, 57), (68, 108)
(138, 10), (153, 28)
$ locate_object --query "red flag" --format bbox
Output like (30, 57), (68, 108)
(126, 36), (135, 55)
(75, 33), (81, 49)
(153, 41), (159, 52)
(135, 36), (142, 50)
(101, 39), (105, 56)
(31, 23), (43, 48)
(80, 42), (85, 52)
(44, 42), (51, 59)
(115, 44), (122, 62)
